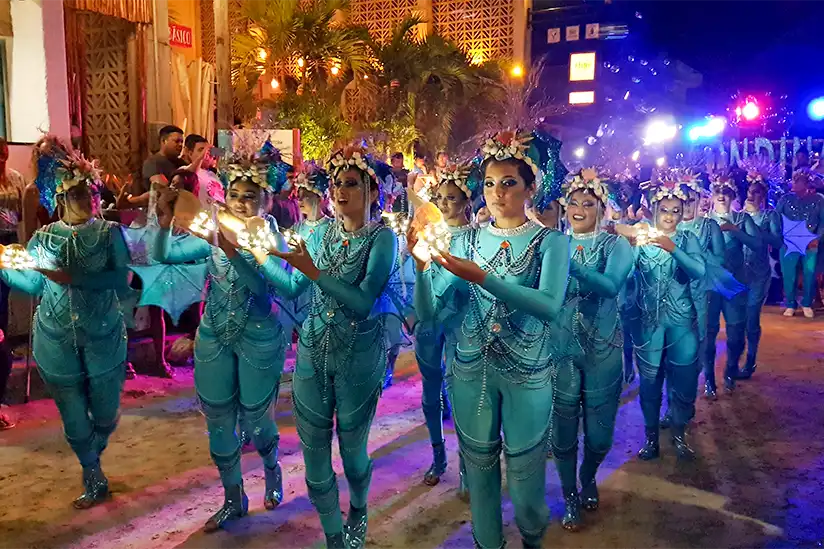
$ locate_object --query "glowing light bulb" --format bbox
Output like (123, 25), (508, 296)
(742, 101), (759, 121)
(270, 78), (279, 89)
(631, 150), (640, 162)
(656, 157), (666, 167)
(257, 48), (268, 61)
(330, 65), (340, 75)
(510, 64), (524, 78)
(574, 147), (585, 159)
(297, 57), (305, 68)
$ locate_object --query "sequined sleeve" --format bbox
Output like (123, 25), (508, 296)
(73, 225), (130, 292)
(314, 227), (397, 320)
(733, 214), (762, 251)
(672, 233), (705, 281)
(260, 255), (311, 300)
(571, 235), (632, 298)
(479, 230), (569, 322)
(153, 227), (211, 264)
(0, 232), (45, 296)
(766, 210), (784, 249)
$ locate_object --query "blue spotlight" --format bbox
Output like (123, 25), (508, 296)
(808, 97), (824, 121)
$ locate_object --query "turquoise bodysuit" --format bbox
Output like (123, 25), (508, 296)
(776, 193), (824, 309)
(705, 210), (760, 390)
(153, 228), (286, 516)
(1, 219), (129, 502)
(260, 221), (397, 540)
(415, 220), (569, 549)
(743, 208), (782, 371)
(631, 227), (705, 444)
(551, 231), (632, 520)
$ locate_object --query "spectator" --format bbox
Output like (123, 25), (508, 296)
(123, 125), (184, 209)
(0, 138), (25, 430)
(390, 152), (410, 214)
(181, 134), (224, 206)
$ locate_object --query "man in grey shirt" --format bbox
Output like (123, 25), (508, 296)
(126, 125), (185, 208)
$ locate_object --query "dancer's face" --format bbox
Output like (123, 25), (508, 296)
(435, 182), (468, 224)
(655, 198), (683, 232)
(792, 173), (810, 194)
(713, 188), (734, 214)
(746, 183), (766, 209)
(297, 187), (321, 219)
(682, 193), (698, 221)
(333, 169), (376, 221)
(62, 184), (95, 220)
(483, 160), (532, 222)
(226, 180), (262, 219)
(534, 200), (561, 229)
(565, 191), (600, 234)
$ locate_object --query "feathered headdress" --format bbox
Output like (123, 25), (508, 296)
(33, 134), (73, 215)
(640, 170), (690, 204)
(56, 151), (103, 195)
(708, 169), (738, 195)
(474, 128), (568, 213)
(219, 132), (291, 194)
(606, 172), (639, 211)
(561, 167), (609, 206)
(676, 168), (704, 196)
(437, 163), (474, 200)
(293, 160), (330, 198)
(741, 157), (783, 190)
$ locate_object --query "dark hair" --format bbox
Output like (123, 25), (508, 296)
(391, 152), (404, 161)
(414, 152), (425, 160)
(436, 151), (448, 158)
(184, 134), (207, 150)
(159, 125), (184, 141)
(170, 169), (198, 192)
(480, 157), (536, 188)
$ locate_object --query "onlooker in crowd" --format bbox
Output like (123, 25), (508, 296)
(390, 152), (410, 214)
(0, 138), (27, 430)
(181, 134), (223, 206)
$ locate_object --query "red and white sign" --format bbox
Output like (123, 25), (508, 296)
(169, 23), (193, 48)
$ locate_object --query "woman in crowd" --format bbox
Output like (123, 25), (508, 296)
(412, 130), (569, 549)
(256, 147), (397, 549)
(154, 139), (290, 532)
(1, 151), (129, 507)
(551, 168), (632, 531)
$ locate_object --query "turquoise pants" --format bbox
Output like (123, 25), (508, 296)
(781, 248), (818, 309)
(293, 331), (385, 535)
(450, 361), (552, 548)
(414, 323), (452, 445)
(636, 324), (699, 434)
(194, 321), (284, 489)
(34, 322), (127, 470)
(745, 275), (771, 368)
(705, 291), (747, 387)
(551, 344), (622, 494)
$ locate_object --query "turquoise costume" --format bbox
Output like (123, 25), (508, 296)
(260, 149), (398, 549)
(11, 152), (129, 508)
(705, 205), (760, 392)
(632, 178), (705, 462)
(414, 128), (571, 549)
(743, 206), (782, 375)
(153, 138), (290, 531)
(775, 188), (824, 310)
(551, 171), (633, 530)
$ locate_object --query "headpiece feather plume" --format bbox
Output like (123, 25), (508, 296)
(293, 160), (330, 198)
(219, 131), (291, 194)
(33, 134), (73, 215)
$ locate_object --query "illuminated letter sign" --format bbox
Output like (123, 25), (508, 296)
(569, 91), (595, 105)
(569, 52), (596, 81)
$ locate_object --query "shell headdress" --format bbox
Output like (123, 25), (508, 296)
(219, 133), (291, 194)
(561, 167), (609, 206)
(327, 146), (379, 183)
(640, 171), (690, 204)
(676, 169), (704, 196)
(293, 160), (330, 198)
(708, 169), (738, 195)
(437, 163), (474, 200)
(475, 128), (568, 213)
(56, 151), (103, 194)
(606, 172), (639, 211)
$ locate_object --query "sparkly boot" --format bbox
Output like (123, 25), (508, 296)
(704, 380), (717, 399)
(671, 428), (696, 462)
(344, 504), (368, 549)
(659, 410), (673, 430)
(580, 480), (599, 511)
(325, 533), (345, 549)
(738, 360), (756, 380)
(637, 428), (660, 461)
(383, 347), (399, 389)
(561, 490), (582, 532)
(423, 442), (447, 486)
(457, 455), (470, 502)
(523, 537), (542, 549)
(263, 461), (283, 510)
(723, 375), (736, 393)
(203, 484), (248, 533)
(73, 463), (109, 509)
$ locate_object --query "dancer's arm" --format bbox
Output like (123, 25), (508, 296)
(672, 233), (706, 280)
(708, 219), (726, 263)
(0, 233), (45, 295)
(571, 236), (633, 298)
(153, 227), (211, 264)
(479, 231), (570, 322)
(765, 211), (784, 249)
(726, 214), (761, 250)
(259, 256), (312, 300)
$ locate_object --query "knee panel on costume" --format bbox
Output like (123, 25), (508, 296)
(550, 399), (580, 461)
(456, 427), (502, 472)
(293, 396), (334, 452)
(306, 472), (340, 517)
(504, 432), (550, 483)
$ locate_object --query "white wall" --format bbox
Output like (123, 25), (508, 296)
(8, 0), (49, 143)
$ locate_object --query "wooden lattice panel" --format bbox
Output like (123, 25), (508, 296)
(80, 12), (134, 176)
(349, 0), (418, 44)
(200, 0), (216, 64)
(432, 0), (514, 61)
(228, 0), (248, 35)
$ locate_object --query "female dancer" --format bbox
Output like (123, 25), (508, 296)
(705, 172), (760, 393)
(777, 168), (824, 318)
(256, 147), (396, 549)
(413, 130), (569, 549)
(740, 163), (783, 378)
(620, 175), (705, 461)
(154, 140), (289, 532)
(412, 164), (474, 491)
(551, 169), (632, 531)
(2, 152), (128, 507)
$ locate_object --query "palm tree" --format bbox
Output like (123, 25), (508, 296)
(231, 0), (370, 120)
